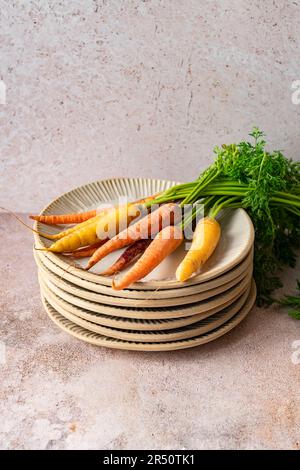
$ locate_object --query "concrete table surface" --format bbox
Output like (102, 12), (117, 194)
(0, 213), (300, 450)
(1, 1), (300, 214)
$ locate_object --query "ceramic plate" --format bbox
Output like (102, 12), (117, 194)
(33, 178), (254, 290)
(39, 275), (250, 330)
(42, 282), (251, 342)
(38, 270), (252, 319)
(41, 281), (256, 351)
(35, 250), (252, 309)
(34, 247), (253, 300)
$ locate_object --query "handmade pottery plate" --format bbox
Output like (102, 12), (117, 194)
(34, 246), (253, 300)
(35, 249), (252, 308)
(41, 281), (256, 351)
(39, 278), (250, 331)
(41, 281), (251, 342)
(38, 270), (252, 319)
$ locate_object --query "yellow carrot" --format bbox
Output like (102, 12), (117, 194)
(176, 216), (221, 282)
(94, 204), (142, 241)
(36, 194), (156, 241)
(113, 225), (183, 290)
(41, 211), (109, 240)
(46, 202), (143, 253)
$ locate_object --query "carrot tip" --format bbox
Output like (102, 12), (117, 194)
(99, 269), (117, 276)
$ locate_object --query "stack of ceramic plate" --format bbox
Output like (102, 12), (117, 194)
(33, 178), (256, 351)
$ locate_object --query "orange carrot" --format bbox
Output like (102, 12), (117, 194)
(30, 193), (159, 226)
(31, 194), (159, 241)
(43, 211), (109, 241)
(63, 240), (107, 258)
(45, 202), (144, 252)
(100, 239), (151, 276)
(30, 210), (97, 225)
(112, 225), (183, 290)
(85, 203), (181, 270)
(64, 247), (97, 258)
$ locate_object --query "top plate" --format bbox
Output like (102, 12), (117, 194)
(34, 177), (254, 290)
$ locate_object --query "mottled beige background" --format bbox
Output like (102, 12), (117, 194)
(1, 0), (300, 212)
(1, 0), (300, 451)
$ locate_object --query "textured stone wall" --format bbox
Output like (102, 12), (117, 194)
(1, 0), (300, 211)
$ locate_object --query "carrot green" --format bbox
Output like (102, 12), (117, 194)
(147, 128), (300, 306)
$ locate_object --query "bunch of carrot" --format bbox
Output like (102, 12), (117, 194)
(28, 129), (300, 307)
(31, 195), (220, 290)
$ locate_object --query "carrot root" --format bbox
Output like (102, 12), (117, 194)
(176, 216), (221, 282)
(47, 201), (145, 253)
(0, 207), (58, 240)
(112, 225), (183, 290)
(85, 203), (181, 271)
(29, 210), (97, 225)
(63, 240), (107, 258)
(100, 239), (151, 276)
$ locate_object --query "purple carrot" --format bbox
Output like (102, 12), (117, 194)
(100, 239), (151, 276)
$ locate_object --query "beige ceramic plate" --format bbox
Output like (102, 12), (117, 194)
(34, 247), (253, 300)
(39, 269), (252, 319)
(39, 275), (250, 331)
(35, 250), (252, 309)
(41, 281), (256, 351)
(33, 178), (254, 290)
(41, 282), (251, 342)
